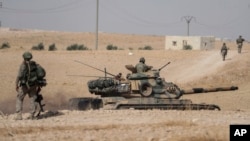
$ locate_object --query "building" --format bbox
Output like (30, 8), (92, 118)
(165, 36), (215, 50)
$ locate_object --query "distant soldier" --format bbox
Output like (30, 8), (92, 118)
(220, 43), (228, 61)
(236, 35), (245, 53)
(114, 73), (125, 81)
(135, 57), (152, 73)
(15, 52), (43, 120)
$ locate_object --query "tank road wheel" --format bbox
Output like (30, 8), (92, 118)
(68, 98), (103, 110)
(139, 82), (153, 97)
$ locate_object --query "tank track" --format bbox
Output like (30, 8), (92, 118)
(115, 103), (220, 110)
(69, 97), (220, 111)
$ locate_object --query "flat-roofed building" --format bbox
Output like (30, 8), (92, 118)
(165, 36), (215, 50)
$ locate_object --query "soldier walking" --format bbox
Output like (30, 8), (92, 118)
(15, 52), (40, 120)
(236, 35), (245, 53)
(221, 43), (228, 61)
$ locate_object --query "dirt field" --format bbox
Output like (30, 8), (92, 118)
(0, 28), (250, 141)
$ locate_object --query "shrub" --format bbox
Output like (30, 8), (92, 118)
(48, 43), (57, 51)
(32, 42), (45, 50)
(106, 44), (118, 50)
(77, 44), (88, 50)
(139, 45), (153, 50)
(183, 45), (192, 50)
(0, 42), (10, 49)
(67, 44), (88, 51)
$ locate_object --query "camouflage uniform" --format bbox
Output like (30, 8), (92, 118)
(135, 57), (152, 73)
(15, 52), (39, 120)
(236, 35), (245, 54)
(221, 43), (228, 61)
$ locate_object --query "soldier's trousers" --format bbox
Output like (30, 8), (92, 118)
(16, 85), (38, 115)
(238, 44), (242, 53)
(221, 51), (227, 61)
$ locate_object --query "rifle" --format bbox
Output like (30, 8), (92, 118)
(74, 60), (116, 77)
(158, 62), (171, 71)
(35, 87), (45, 117)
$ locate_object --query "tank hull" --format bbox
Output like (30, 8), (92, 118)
(69, 97), (220, 111)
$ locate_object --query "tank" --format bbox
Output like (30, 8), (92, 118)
(69, 60), (238, 111)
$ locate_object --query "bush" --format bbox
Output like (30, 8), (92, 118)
(183, 45), (192, 50)
(67, 44), (88, 51)
(106, 44), (118, 50)
(48, 43), (57, 51)
(0, 42), (10, 49)
(139, 45), (153, 50)
(32, 42), (45, 50)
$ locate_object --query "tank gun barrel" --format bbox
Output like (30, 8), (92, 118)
(158, 62), (171, 71)
(181, 86), (238, 94)
(67, 74), (113, 78)
(74, 60), (116, 77)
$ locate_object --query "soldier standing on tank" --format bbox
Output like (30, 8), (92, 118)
(15, 51), (39, 120)
(135, 57), (153, 73)
(221, 43), (228, 61)
(236, 35), (245, 54)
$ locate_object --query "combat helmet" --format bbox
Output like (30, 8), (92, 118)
(22, 51), (33, 60)
(139, 57), (145, 63)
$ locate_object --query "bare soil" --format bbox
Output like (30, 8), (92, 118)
(0, 29), (250, 141)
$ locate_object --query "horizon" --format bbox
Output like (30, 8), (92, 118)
(1, 0), (249, 40)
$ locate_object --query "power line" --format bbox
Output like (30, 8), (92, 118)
(0, 0), (86, 14)
(100, 2), (182, 28)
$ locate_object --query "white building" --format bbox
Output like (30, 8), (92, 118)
(165, 36), (215, 50)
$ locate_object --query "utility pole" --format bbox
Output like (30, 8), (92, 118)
(0, 2), (2, 27)
(182, 16), (195, 36)
(95, 0), (99, 50)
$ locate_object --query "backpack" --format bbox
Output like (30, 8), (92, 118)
(36, 64), (47, 87)
(36, 64), (46, 79)
(24, 61), (47, 87)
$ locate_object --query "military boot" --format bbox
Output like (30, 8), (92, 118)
(14, 113), (22, 120)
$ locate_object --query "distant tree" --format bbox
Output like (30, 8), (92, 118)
(67, 44), (88, 50)
(183, 45), (192, 50)
(32, 42), (45, 50)
(138, 45), (153, 50)
(48, 43), (57, 51)
(106, 44), (118, 50)
(0, 42), (10, 49)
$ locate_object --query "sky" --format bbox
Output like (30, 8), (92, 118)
(0, 0), (249, 40)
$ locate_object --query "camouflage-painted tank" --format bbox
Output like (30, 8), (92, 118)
(87, 62), (182, 99)
(69, 60), (238, 111)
